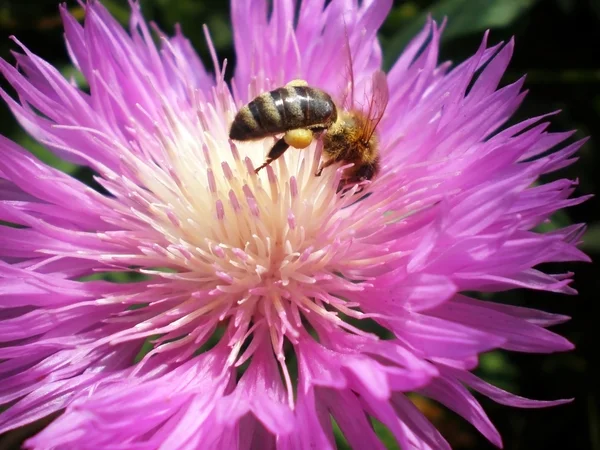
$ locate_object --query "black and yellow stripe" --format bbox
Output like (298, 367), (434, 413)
(229, 85), (337, 141)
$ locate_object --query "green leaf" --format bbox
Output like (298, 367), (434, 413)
(383, 0), (540, 69)
(480, 351), (518, 377)
(60, 64), (89, 90)
(535, 209), (572, 233)
(133, 335), (160, 363)
(478, 351), (519, 392)
(101, 0), (131, 24)
(372, 419), (401, 450)
(15, 131), (78, 174)
(581, 223), (600, 252)
(78, 271), (149, 283)
(332, 419), (352, 450)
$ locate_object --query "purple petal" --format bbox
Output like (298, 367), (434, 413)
(430, 295), (574, 353)
(391, 393), (451, 450)
(394, 312), (506, 359)
(215, 336), (294, 435)
(320, 388), (386, 450)
(419, 375), (503, 447)
(441, 364), (573, 408)
(455, 296), (571, 327)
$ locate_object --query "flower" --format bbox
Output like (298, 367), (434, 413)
(0, 0), (589, 448)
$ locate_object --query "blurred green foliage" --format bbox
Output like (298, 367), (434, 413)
(0, 0), (598, 449)
(381, 0), (540, 67)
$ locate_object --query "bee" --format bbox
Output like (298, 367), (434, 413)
(229, 70), (388, 191)
(229, 80), (338, 173)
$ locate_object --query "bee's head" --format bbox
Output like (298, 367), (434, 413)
(343, 158), (379, 183)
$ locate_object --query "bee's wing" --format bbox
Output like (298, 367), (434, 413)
(362, 70), (389, 140)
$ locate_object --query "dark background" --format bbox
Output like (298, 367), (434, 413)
(0, 0), (598, 449)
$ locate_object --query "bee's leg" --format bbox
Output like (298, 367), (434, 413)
(315, 158), (336, 176)
(254, 138), (290, 174)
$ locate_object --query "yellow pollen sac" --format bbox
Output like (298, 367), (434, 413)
(285, 79), (308, 87)
(284, 129), (314, 149)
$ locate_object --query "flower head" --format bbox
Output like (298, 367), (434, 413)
(0, 0), (589, 448)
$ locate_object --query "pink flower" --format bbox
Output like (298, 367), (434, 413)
(0, 0), (589, 448)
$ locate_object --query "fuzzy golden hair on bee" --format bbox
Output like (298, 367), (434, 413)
(322, 111), (376, 161)
(316, 69), (389, 188)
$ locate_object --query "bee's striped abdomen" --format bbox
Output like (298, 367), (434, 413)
(229, 85), (337, 141)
